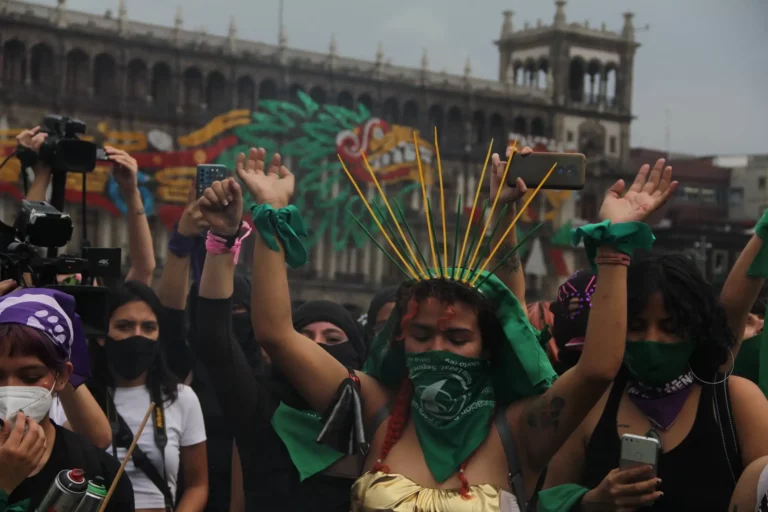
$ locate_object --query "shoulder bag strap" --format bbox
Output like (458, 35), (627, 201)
(108, 390), (175, 511)
(493, 408), (528, 511)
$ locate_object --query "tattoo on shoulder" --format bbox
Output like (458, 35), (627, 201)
(495, 242), (521, 272)
(526, 396), (566, 429)
(617, 423), (631, 428)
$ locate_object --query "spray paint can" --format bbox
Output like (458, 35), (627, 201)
(73, 477), (107, 512)
(35, 469), (88, 512)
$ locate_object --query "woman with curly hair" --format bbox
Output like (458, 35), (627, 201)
(225, 146), (676, 510)
(540, 254), (768, 510)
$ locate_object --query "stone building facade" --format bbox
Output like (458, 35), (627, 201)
(0, 0), (639, 308)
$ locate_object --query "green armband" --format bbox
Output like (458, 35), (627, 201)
(747, 209), (768, 278)
(571, 220), (655, 272)
(537, 483), (590, 512)
(251, 204), (309, 269)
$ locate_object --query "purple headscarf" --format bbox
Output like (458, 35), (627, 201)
(0, 288), (90, 387)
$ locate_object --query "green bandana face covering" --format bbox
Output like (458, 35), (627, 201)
(406, 350), (495, 483)
(624, 340), (695, 388)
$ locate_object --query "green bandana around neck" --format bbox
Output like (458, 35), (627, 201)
(406, 350), (495, 483)
(624, 340), (695, 388)
(363, 269), (557, 406)
(270, 402), (345, 481)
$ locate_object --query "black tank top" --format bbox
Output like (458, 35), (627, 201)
(583, 367), (742, 511)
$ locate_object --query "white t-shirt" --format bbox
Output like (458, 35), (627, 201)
(51, 385), (206, 508)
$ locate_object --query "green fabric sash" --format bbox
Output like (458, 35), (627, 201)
(251, 203), (308, 268)
(748, 209), (768, 277)
(406, 351), (495, 482)
(571, 220), (655, 272)
(0, 490), (29, 512)
(270, 401), (345, 481)
(537, 484), (590, 511)
(363, 269), (557, 407)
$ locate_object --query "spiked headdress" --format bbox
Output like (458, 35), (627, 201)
(338, 129), (559, 404)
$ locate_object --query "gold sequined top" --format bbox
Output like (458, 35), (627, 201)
(351, 471), (518, 512)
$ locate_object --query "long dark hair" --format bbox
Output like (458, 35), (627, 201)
(627, 254), (735, 381)
(88, 281), (179, 406)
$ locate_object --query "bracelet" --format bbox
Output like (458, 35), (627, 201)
(594, 254), (631, 267)
(168, 223), (199, 258)
(205, 221), (252, 263)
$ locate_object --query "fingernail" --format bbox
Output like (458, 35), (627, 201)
(223, 200), (229, 206)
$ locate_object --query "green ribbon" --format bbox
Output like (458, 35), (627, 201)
(270, 402), (345, 481)
(363, 269), (556, 407)
(251, 204), (309, 268)
(0, 490), (30, 512)
(406, 351), (495, 483)
(537, 484), (590, 511)
(571, 220), (655, 272)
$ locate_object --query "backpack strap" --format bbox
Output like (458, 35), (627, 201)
(494, 408), (527, 511)
(714, 375), (742, 486)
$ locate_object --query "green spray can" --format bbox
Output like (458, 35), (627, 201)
(73, 476), (107, 512)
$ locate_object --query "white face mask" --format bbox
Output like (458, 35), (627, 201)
(0, 376), (57, 429)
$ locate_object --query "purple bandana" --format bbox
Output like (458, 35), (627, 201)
(627, 371), (695, 430)
(0, 288), (90, 387)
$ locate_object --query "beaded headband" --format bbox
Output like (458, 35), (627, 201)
(337, 128), (556, 289)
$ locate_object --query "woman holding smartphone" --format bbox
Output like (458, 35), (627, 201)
(541, 250), (768, 510)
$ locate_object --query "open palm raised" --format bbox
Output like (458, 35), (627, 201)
(236, 147), (295, 209)
(599, 158), (678, 224)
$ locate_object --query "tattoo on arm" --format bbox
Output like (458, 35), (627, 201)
(617, 423), (631, 428)
(526, 396), (566, 429)
(495, 241), (521, 272)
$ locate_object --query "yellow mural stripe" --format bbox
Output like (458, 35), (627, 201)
(177, 110), (251, 148)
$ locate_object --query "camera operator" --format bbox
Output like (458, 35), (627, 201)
(15, 126), (51, 203)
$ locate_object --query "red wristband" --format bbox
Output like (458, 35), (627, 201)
(594, 253), (631, 267)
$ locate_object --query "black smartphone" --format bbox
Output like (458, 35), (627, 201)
(196, 164), (230, 198)
(506, 152), (586, 190)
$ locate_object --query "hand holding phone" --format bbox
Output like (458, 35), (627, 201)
(506, 151), (586, 190)
(580, 465), (662, 511)
(197, 164), (230, 199)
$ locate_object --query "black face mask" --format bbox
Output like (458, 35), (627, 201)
(104, 336), (159, 381)
(232, 314), (254, 346)
(269, 342), (362, 410)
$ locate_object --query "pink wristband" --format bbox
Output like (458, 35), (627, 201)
(205, 222), (252, 264)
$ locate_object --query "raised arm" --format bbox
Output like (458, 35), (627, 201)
(237, 148), (386, 417)
(57, 383), (112, 449)
(487, 147), (533, 308)
(515, 158), (677, 471)
(108, 146), (156, 285)
(16, 127), (52, 202)
(720, 229), (766, 351)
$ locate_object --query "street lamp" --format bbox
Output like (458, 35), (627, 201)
(693, 235), (712, 276)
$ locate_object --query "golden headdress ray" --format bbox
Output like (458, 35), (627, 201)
(338, 128), (555, 288)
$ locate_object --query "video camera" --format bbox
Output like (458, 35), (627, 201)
(36, 115), (108, 174)
(0, 200), (121, 335)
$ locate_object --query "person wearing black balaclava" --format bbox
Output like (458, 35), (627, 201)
(549, 269), (597, 374)
(360, 286), (398, 353)
(192, 257), (366, 511)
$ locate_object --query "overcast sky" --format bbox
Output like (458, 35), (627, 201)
(38, 0), (767, 156)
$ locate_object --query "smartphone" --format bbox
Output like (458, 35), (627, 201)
(619, 433), (660, 477)
(196, 164), (230, 198)
(95, 147), (109, 162)
(506, 152), (586, 190)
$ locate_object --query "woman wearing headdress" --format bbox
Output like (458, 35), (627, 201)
(540, 166), (768, 510)
(224, 144), (674, 510)
(0, 288), (134, 511)
(188, 174), (368, 511)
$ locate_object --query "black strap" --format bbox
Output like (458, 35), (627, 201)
(108, 388), (174, 511)
(494, 409), (528, 511)
(367, 405), (391, 440)
(527, 466), (548, 512)
(714, 375), (742, 486)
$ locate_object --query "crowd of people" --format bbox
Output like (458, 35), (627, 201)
(1, 125), (768, 511)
